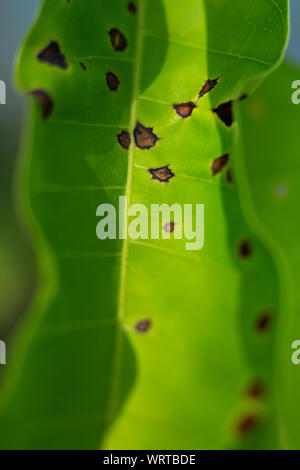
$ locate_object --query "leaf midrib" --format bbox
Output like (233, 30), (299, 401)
(105, 0), (146, 428)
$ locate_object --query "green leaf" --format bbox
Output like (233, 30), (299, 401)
(235, 61), (300, 450)
(0, 0), (288, 449)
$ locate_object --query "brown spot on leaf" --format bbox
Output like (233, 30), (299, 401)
(106, 71), (120, 91)
(31, 90), (53, 119)
(37, 41), (68, 70)
(164, 221), (175, 233)
(213, 100), (233, 127)
(211, 153), (229, 175)
(198, 78), (219, 98)
(255, 311), (273, 333)
(236, 415), (260, 435)
(134, 122), (159, 149)
(109, 28), (127, 52)
(128, 2), (138, 14)
(118, 131), (131, 150)
(149, 165), (175, 183)
(226, 168), (233, 183)
(135, 319), (151, 333)
(173, 101), (196, 119)
(245, 381), (265, 399)
(239, 239), (252, 259)
(80, 62), (86, 71)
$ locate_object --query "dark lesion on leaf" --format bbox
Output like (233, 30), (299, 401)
(37, 41), (68, 70)
(173, 77), (219, 119)
(255, 311), (273, 333)
(198, 78), (219, 98)
(173, 102), (196, 119)
(117, 131), (131, 150)
(238, 239), (252, 259)
(31, 90), (54, 119)
(80, 62), (87, 71)
(149, 165), (175, 183)
(135, 319), (151, 333)
(128, 2), (138, 14)
(213, 94), (248, 127)
(109, 28), (128, 52)
(213, 100), (233, 127)
(226, 168), (233, 183)
(245, 381), (265, 399)
(164, 221), (175, 233)
(235, 414), (260, 436)
(134, 122), (159, 149)
(106, 71), (120, 91)
(211, 153), (229, 176)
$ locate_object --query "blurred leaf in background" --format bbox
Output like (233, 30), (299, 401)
(0, 0), (39, 342)
(236, 61), (300, 449)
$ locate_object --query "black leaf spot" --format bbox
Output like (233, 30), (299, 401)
(128, 2), (138, 14)
(213, 100), (233, 127)
(106, 71), (120, 91)
(255, 311), (273, 333)
(239, 239), (252, 259)
(149, 165), (175, 183)
(109, 28), (127, 52)
(135, 319), (151, 333)
(31, 90), (54, 119)
(37, 41), (68, 70)
(80, 62), (86, 71)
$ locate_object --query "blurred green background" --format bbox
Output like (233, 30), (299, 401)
(0, 0), (299, 340)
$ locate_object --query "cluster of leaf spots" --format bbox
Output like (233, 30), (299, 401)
(169, 78), (272, 440)
(25, 0), (279, 448)
(173, 78), (219, 119)
(234, 383), (266, 437)
(32, 40), (69, 118)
